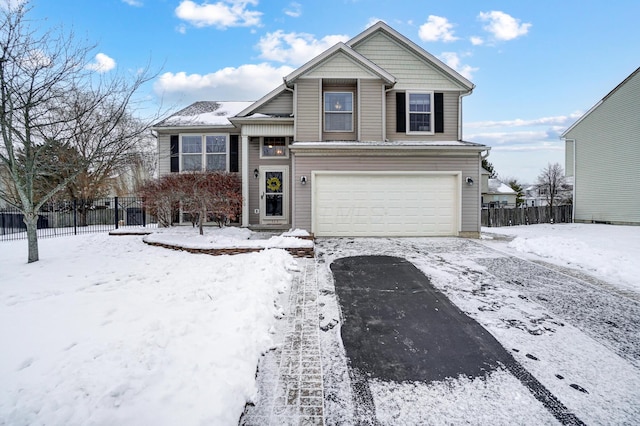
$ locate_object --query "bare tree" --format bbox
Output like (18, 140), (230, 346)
(0, 2), (157, 262)
(536, 162), (568, 209)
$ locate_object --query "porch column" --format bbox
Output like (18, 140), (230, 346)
(241, 135), (249, 227)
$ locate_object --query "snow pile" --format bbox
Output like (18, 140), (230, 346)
(143, 226), (313, 249)
(0, 233), (297, 425)
(482, 223), (640, 293)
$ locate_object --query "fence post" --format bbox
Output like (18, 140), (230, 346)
(142, 198), (147, 227)
(73, 199), (77, 235)
(114, 197), (119, 229)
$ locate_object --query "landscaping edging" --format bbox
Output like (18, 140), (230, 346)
(143, 239), (315, 258)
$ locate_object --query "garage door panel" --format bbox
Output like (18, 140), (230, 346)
(313, 172), (458, 237)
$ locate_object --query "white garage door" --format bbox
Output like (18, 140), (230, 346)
(313, 172), (459, 237)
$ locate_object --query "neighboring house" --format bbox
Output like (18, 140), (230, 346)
(523, 181), (573, 208)
(561, 66), (640, 225)
(482, 178), (517, 208)
(152, 22), (490, 237)
(524, 185), (547, 207)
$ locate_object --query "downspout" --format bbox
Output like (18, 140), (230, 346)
(565, 138), (576, 222)
(283, 82), (296, 228)
(458, 91), (472, 141)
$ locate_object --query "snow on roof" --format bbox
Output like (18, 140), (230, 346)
(488, 178), (517, 194)
(155, 101), (254, 127)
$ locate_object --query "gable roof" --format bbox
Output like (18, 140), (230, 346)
(283, 42), (396, 86)
(153, 101), (253, 129)
(349, 21), (474, 91)
(487, 178), (517, 195)
(561, 66), (640, 137)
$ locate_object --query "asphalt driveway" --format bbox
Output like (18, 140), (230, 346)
(331, 254), (585, 425)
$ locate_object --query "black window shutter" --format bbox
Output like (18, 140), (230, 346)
(170, 135), (179, 172)
(396, 92), (406, 133)
(229, 135), (239, 173)
(434, 92), (444, 133)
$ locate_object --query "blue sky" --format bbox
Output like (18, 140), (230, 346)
(24, 0), (640, 183)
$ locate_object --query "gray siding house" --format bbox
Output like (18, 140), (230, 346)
(152, 22), (489, 237)
(561, 67), (640, 225)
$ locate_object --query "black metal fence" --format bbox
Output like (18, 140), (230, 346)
(0, 197), (156, 242)
(482, 205), (573, 227)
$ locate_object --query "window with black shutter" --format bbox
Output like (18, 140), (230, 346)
(396, 92), (406, 133)
(434, 92), (444, 133)
(229, 135), (239, 173)
(170, 135), (179, 172)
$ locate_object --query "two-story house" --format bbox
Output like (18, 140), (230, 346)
(152, 21), (489, 237)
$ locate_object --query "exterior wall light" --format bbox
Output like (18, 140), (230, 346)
(254, 168), (259, 179)
(466, 177), (474, 186)
(300, 176), (308, 185)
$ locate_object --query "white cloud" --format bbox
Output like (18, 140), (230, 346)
(365, 17), (385, 29)
(418, 15), (458, 43)
(470, 36), (484, 46)
(153, 63), (295, 104)
(284, 2), (301, 17)
(257, 31), (349, 66)
(0, 0), (26, 10)
(121, 0), (143, 6)
(176, 24), (187, 34)
(478, 11), (531, 41)
(467, 112), (583, 129)
(439, 52), (478, 80)
(175, 0), (262, 29)
(86, 53), (116, 73)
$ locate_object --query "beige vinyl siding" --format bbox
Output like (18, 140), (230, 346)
(247, 137), (292, 225)
(352, 32), (467, 91)
(242, 124), (294, 137)
(386, 90), (460, 141)
(359, 79), (384, 141)
(292, 153), (480, 232)
(563, 70), (640, 224)
(254, 90), (293, 116)
(157, 133), (171, 177)
(565, 140), (574, 177)
(295, 79), (321, 141)
(322, 83), (357, 141)
(305, 52), (379, 79)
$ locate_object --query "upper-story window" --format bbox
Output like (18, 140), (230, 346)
(181, 134), (227, 171)
(324, 92), (353, 132)
(406, 91), (433, 133)
(261, 137), (288, 158)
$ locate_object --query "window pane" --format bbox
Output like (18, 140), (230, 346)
(263, 137), (286, 157)
(409, 113), (431, 132)
(206, 154), (226, 171)
(182, 154), (202, 171)
(206, 135), (226, 153)
(265, 171), (283, 194)
(182, 136), (202, 153)
(325, 113), (353, 131)
(325, 92), (352, 112)
(409, 93), (431, 113)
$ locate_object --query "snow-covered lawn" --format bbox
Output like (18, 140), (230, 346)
(481, 223), (640, 294)
(0, 228), (299, 425)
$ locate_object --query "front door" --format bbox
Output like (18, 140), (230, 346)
(260, 166), (289, 225)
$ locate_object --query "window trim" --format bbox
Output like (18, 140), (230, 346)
(324, 91), (354, 133)
(406, 91), (434, 135)
(179, 133), (229, 172)
(259, 136), (290, 159)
